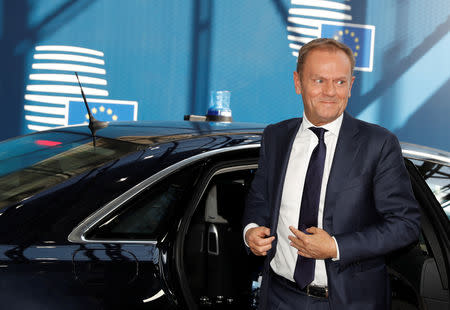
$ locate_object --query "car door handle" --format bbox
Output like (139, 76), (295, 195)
(207, 224), (219, 256)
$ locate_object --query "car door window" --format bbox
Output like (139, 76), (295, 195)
(86, 164), (202, 241)
(183, 164), (264, 308)
(388, 159), (449, 310)
(411, 159), (450, 220)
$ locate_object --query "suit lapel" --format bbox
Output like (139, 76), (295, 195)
(323, 112), (361, 232)
(270, 118), (302, 231)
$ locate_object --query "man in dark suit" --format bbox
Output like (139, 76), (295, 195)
(242, 38), (420, 309)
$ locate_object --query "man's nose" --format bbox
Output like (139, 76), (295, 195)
(323, 81), (336, 96)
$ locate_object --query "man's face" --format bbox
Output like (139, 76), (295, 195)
(293, 48), (355, 126)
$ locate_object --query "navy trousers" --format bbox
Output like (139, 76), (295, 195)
(267, 270), (331, 310)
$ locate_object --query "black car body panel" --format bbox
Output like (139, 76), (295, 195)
(0, 121), (448, 309)
(0, 122), (264, 309)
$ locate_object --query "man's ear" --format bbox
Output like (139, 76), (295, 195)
(348, 76), (355, 97)
(293, 71), (302, 95)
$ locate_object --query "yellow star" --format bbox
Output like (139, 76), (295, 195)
(334, 35), (339, 41)
(345, 29), (349, 34)
(112, 115), (118, 121)
(92, 107), (97, 114)
(354, 52), (358, 57)
(350, 32), (355, 37)
(339, 30), (343, 36)
(356, 45), (360, 50)
(107, 109), (112, 115)
(99, 106), (105, 112)
(355, 37), (359, 43)
(85, 114), (89, 119)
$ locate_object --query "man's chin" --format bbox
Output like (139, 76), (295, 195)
(315, 112), (342, 125)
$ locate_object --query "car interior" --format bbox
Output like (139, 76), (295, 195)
(387, 160), (449, 310)
(183, 167), (264, 309)
(182, 161), (449, 310)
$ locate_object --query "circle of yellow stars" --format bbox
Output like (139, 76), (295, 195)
(334, 29), (360, 58)
(85, 105), (118, 121)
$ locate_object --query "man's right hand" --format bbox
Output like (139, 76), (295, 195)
(245, 226), (275, 256)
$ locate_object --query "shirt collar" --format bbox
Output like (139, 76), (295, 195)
(300, 112), (343, 137)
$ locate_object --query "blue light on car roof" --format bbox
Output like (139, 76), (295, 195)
(206, 91), (232, 122)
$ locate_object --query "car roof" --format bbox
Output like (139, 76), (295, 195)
(52, 121), (267, 145)
(401, 142), (450, 167)
(0, 121), (266, 211)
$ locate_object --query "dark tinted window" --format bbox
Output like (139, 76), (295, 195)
(87, 164), (202, 240)
(0, 132), (144, 208)
(412, 159), (450, 220)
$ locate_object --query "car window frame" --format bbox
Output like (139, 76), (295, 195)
(404, 159), (450, 291)
(174, 158), (259, 309)
(67, 144), (260, 245)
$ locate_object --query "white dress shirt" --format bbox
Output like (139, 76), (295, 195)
(244, 113), (343, 287)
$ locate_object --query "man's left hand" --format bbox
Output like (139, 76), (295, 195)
(288, 226), (337, 259)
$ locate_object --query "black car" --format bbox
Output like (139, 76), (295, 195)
(0, 121), (448, 310)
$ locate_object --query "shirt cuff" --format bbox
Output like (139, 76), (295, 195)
(243, 223), (259, 247)
(331, 236), (340, 261)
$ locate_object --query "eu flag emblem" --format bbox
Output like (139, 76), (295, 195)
(68, 100), (137, 125)
(320, 23), (375, 72)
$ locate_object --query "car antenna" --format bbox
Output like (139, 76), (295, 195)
(75, 72), (108, 147)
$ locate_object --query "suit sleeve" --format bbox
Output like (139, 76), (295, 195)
(242, 126), (271, 231)
(334, 133), (421, 266)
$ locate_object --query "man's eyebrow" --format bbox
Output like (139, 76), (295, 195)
(309, 75), (348, 80)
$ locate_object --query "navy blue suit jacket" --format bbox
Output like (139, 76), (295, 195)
(243, 112), (421, 309)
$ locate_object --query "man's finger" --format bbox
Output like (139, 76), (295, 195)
(251, 246), (270, 256)
(253, 226), (271, 238)
(251, 236), (274, 247)
(253, 236), (275, 246)
(261, 227), (271, 237)
(297, 250), (313, 258)
(254, 243), (272, 253)
(289, 240), (304, 251)
(252, 251), (267, 256)
(288, 235), (304, 247)
(250, 249), (264, 256)
(289, 226), (308, 239)
(306, 226), (319, 234)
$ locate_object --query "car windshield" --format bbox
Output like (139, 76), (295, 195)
(0, 131), (143, 208)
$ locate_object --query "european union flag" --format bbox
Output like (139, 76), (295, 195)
(320, 23), (375, 72)
(68, 100), (137, 125)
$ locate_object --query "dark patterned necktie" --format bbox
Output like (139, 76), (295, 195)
(294, 127), (327, 289)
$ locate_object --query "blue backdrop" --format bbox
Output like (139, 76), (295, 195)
(1, 0), (449, 151)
